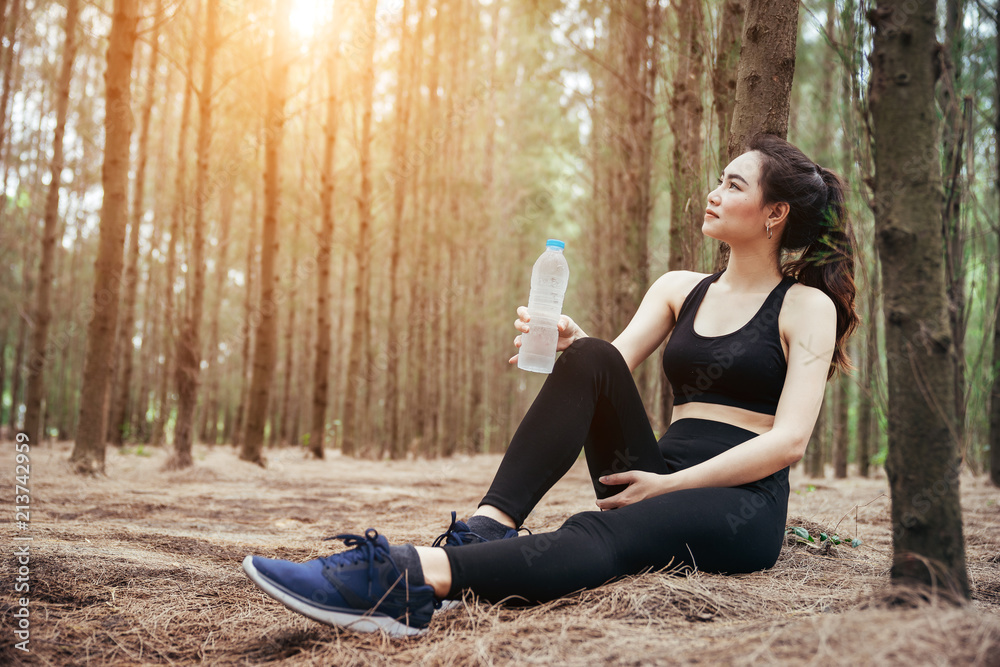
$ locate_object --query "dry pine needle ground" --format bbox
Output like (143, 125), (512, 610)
(1, 441), (998, 666)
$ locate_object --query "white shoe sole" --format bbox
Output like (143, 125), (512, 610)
(241, 555), (428, 638)
(434, 599), (464, 613)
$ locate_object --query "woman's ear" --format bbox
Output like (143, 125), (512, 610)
(768, 202), (790, 226)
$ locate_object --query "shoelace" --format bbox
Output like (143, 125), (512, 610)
(321, 528), (387, 597)
(431, 511), (531, 547)
(432, 511), (468, 547)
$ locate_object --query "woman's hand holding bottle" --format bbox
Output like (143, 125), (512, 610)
(509, 307), (587, 365)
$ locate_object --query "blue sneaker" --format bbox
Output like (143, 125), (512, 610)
(242, 529), (435, 637)
(432, 511), (520, 547)
(431, 512), (521, 613)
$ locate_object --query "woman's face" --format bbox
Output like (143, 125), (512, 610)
(703, 151), (771, 245)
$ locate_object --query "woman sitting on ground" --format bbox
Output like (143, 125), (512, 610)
(241, 134), (859, 637)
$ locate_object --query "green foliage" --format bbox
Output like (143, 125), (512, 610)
(786, 525), (862, 548)
(118, 445), (151, 457)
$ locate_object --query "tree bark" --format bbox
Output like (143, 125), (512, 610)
(727, 0), (799, 157)
(233, 148), (259, 448)
(806, 394), (827, 477)
(341, 0), (378, 457)
(199, 180), (232, 444)
(833, 375), (849, 478)
(23, 0), (80, 443)
(868, 0), (969, 598)
(711, 0), (744, 170)
(941, 0), (967, 454)
(0, 328), (7, 430)
(0, 0), (21, 173)
(70, 0), (139, 474)
(170, 0), (217, 469)
(404, 0), (434, 454)
(668, 0), (705, 274)
(384, 0), (411, 459)
(109, 0), (161, 446)
(241, 0), (291, 465)
(857, 266), (878, 478)
(311, 43), (337, 457)
(153, 0), (198, 447)
(991, 0), (1000, 487)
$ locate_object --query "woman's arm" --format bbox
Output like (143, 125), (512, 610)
(512, 271), (702, 371)
(611, 271), (702, 372)
(596, 284), (837, 509)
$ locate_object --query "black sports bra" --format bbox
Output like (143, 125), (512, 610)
(662, 271), (796, 416)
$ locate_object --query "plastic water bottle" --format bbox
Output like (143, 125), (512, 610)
(518, 239), (570, 374)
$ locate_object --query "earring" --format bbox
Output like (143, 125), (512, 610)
(766, 224), (772, 240)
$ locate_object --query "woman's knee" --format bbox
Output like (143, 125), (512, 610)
(556, 337), (627, 377)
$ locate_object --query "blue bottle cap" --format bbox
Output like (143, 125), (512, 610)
(546, 239), (565, 250)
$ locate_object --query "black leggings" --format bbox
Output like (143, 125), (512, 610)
(444, 337), (789, 603)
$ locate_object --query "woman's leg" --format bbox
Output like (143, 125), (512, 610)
(443, 480), (788, 603)
(478, 338), (669, 528)
(440, 418), (790, 603)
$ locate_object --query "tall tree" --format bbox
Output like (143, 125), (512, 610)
(868, 0), (969, 598)
(383, 0), (412, 459)
(716, 0), (798, 268)
(711, 0), (744, 169)
(70, 0), (140, 473)
(23, 0), (80, 443)
(341, 0), (378, 457)
(667, 0), (705, 273)
(0, 0), (22, 180)
(109, 0), (162, 445)
(310, 8), (339, 459)
(233, 145), (259, 448)
(153, 0), (199, 446)
(170, 0), (218, 469)
(941, 0), (969, 451)
(990, 0), (1000, 488)
(727, 0), (799, 157)
(241, 0), (291, 465)
(199, 180), (233, 444)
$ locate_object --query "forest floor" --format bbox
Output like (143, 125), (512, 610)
(1, 440), (999, 666)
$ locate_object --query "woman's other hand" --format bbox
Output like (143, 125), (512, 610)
(509, 307), (587, 364)
(594, 471), (671, 509)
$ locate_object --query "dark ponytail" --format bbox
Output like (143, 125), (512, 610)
(747, 134), (860, 378)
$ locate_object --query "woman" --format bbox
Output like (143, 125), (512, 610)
(241, 134), (859, 637)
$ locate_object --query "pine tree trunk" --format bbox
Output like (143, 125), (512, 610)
(0, 0), (21, 168)
(806, 394), (826, 477)
(857, 274), (877, 477)
(0, 328), (7, 429)
(241, 0), (290, 465)
(668, 0), (704, 274)
(868, 0), (969, 598)
(70, 0), (139, 474)
(9, 285), (27, 434)
(990, 1), (1000, 488)
(199, 181), (232, 444)
(402, 0), (430, 454)
(727, 0), (799, 157)
(712, 0), (744, 169)
(342, 0), (379, 457)
(170, 0), (217, 469)
(233, 157), (258, 448)
(941, 0), (967, 454)
(23, 0), (79, 443)
(109, 0), (161, 446)
(384, 0), (411, 459)
(833, 374), (849, 478)
(407, 0), (442, 456)
(279, 125), (308, 446)
(154, 1), (198, 447)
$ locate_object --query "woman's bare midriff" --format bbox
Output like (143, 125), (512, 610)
(669, 402), (774, 435)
